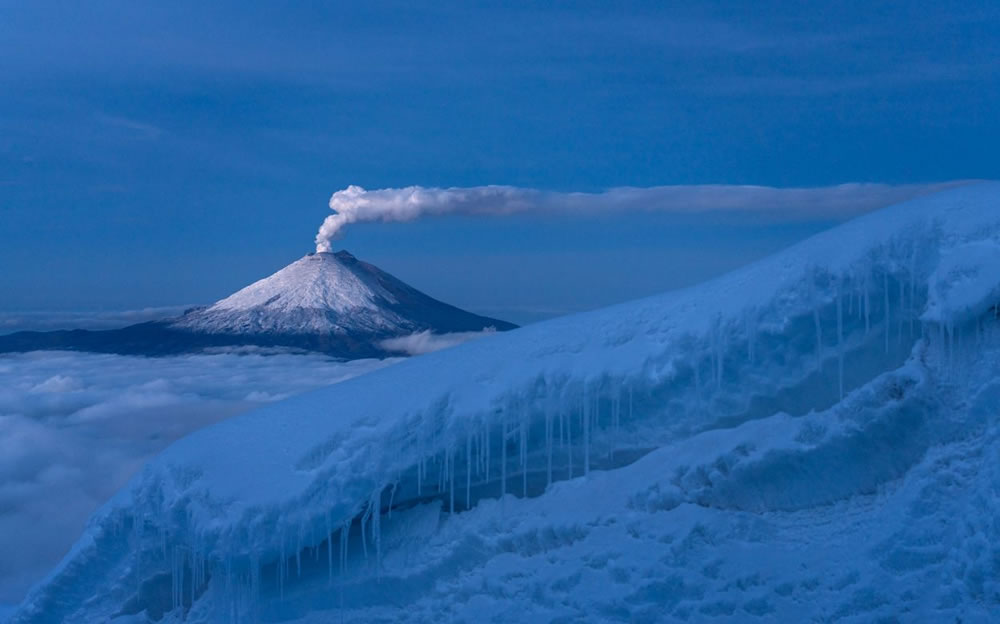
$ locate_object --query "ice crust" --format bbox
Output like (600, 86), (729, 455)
(10, 182), (1000, 623)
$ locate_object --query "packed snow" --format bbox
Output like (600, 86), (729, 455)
(10, 183), (1000, 623)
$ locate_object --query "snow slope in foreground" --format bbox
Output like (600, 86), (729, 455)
(11, 183), (1000, 623)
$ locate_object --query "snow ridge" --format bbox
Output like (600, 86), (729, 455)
(10, 183), (1000, 623)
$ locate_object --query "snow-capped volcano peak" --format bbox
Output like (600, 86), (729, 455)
(208, 251), (395, 315)
(170, 250), (514, 338)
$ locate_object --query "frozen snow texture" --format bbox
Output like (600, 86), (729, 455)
(10, 183), (1000, 623)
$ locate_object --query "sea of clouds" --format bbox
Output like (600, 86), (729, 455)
(0, 350), (398, 605)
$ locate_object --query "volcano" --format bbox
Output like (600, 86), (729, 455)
(0, 251), (515, 358)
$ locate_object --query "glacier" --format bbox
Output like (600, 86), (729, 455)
(9, 182), (1000, 623)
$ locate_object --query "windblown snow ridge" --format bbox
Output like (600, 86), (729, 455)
(10, 183), (1000, 623)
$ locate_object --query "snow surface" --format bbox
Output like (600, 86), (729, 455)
(10, 182), (1000, 623)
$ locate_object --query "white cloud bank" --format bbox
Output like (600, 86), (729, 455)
(315, 181), (973, 251)
(379, 329), (495, 356)
(0, 351), (396, 604)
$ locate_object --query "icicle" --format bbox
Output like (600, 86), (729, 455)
(485, 422), (491, 482)
(371, 488), (382, 573)
(545, 405), (553, 488)
(559, 405), (565, 449)
(712, 316), (723, 390)
(340, 521), (350, 577)
(501, 410), (507, 499)
(583, 385), (590, 476)
(466, 430), (473, 508)
(472, 426), (479, 478)
(898, 277), (905, 345)
(279, 536), (285, 599)
(693, 357), (701, 406)
(609, 389), (617, 462)
(416, 450), (423, 496)
(864, 273), (871, 334)
(909, 248), (917, 336)
(566, 404), (573, 479)
(360, 506), (370, 562)
(327, 511), (333, 588)
(387, 481), (397, 519)
(171, 548), (177, 611)
(132, 517), (142, 596)
(449, 448), (455, 514)
(179, 548), (186, 608)
(338, 519), (350, 616)
(884, 272), (890, 354)
(438, 449), (445, 494)
(520, 409), (528, 497)
(296, 526), (302, 578)
(837, 279), (844, 400)
(814, 307), (822, 360)
(481, 424), (487, 477)
(251, 553), (261, 613)
(947, 322), (955, 364)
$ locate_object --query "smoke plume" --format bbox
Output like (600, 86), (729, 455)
(315, 181), (972, 252)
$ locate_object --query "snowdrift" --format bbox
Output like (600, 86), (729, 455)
(10, 183), (1000, 623)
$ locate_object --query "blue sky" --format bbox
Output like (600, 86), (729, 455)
(1, 1), (998, 324)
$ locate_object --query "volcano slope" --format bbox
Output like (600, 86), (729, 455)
(10, 183), (1000, 623)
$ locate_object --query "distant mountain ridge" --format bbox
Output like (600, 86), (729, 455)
(0, 251), (515, 358)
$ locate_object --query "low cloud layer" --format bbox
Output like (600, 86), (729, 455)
(316, 181), (971, 251)
(0, 351), (396, 604)
(379, 329), (495, 356)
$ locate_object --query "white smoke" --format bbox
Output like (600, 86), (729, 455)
(315, 181), (973, 252)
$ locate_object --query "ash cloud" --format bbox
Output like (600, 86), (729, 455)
(315, 181), (972, 251)
(0, 351), (395, 604)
